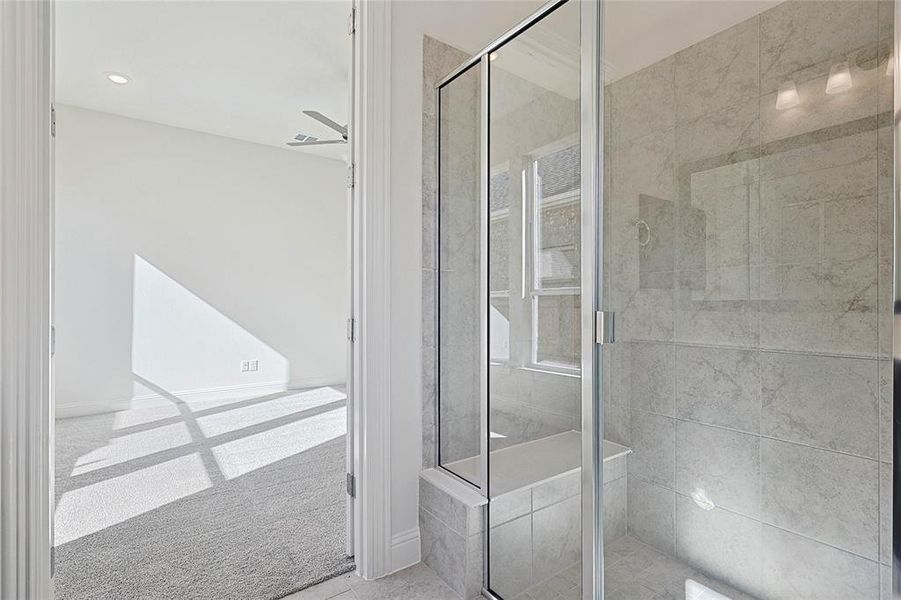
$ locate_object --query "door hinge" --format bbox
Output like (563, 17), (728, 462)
(346, 163), (355, 189)
(595, 311), (615, 345)
(51, 104), (56, 138)
(347, 317), (356, 342)
(51, 325), (56, 357)
(346, 473), (356, 498)
(347, 7), (356, 35)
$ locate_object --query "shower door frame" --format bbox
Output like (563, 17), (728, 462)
(433, 0), (604, 598)
(893, 0), (901, 597)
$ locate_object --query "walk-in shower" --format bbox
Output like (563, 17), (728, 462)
(426, 0), (898, 598)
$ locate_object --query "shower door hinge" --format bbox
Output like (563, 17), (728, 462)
(347, 317), (356, 342)
(596, 311), (615, 345)
(346, 473), (356, 498)
(346, 163), (355, 189)
(347, 7), (356, 35)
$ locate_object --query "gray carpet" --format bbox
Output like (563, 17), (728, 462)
(54, 387), (355, 600)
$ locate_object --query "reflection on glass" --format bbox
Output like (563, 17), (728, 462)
(603, 0), (892, 598)
(486, 1), (582, 598)
(437, 64), (482, 486)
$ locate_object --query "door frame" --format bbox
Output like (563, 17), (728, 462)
(0, 0), (395, 594)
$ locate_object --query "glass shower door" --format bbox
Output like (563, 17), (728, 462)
(484, 2), (592, 598)
(601, 1), (894, 598)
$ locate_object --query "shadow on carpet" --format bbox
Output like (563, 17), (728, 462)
(53, 390), (354, 600)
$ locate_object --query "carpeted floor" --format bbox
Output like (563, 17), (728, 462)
(53, 386), (355, 600)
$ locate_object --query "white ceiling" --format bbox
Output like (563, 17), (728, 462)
(56, 0), (351, 160)
(435, 0), (783, 90)
(603, 0), (784, 82)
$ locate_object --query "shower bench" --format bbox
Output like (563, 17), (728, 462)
(419, 432), (631, 599)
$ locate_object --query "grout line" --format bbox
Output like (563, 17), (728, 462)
(616, 337), (885, 363)
(627, 403), (881, 463)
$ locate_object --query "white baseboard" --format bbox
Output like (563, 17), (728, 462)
(389, 527), (421, 574)
(287, 377), (347, 390)
(56, 378), (351, 419)
(136, 380), (288, 404)
(56, 380), (275, 418)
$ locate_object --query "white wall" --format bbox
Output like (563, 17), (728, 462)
(55, 105), (347, 417)
(386, 0), (543, 572)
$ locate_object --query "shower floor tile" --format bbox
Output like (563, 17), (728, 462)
(604, 536), (758, 600)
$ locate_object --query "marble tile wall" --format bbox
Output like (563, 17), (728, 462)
(423, 34), (584, 473)
(422, 36), (477, 470)
(418, 474), (485, 599)
(487, 454), (627, 599)
(603, 1), (894, 598)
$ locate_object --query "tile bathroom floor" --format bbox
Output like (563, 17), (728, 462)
(283, 564), (460, 600)
(292, 536), (755, 600)
(604, 536), (757, 600)
(290, 535), (758, 600)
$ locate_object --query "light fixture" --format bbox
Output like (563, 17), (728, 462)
(489, 51), (498, 61)
(106, 72), (130, 85)
(825, 61), (852, 94)
(776, 80), (800, 110)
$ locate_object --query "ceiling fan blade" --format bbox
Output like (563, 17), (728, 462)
(285, 139), (347, 147)
(303, 110), (348, 138)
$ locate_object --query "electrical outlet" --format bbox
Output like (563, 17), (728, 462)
(240, 360), (250, 372)
(249, 360), (259, 372)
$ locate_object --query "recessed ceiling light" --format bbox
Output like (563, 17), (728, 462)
(106, 73), (130, 85)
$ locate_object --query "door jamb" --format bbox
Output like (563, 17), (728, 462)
(0, 1), (54, 598)
(350, 0), (393, 580)
(0, 0), (396, 593)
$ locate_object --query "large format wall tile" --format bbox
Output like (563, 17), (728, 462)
(760, 352), (878, 457)
(675, 17), (760, 123)
(532, 495), (581, 584)
(675, 495), (762, 596)
(675, 97), (759, 167)
(603, 476), (627, 543)
(760, 62), (879, 145)
(612, 342), (675, 416)
(759, 257), (878, 356)
(627, 477), (675, 554)
(674, 266), (759, 348)
(608, 57), (675, 146)
(759, 126), (876, 183)
(488, 515), (532, 599)
(760, 524), (880, 600)
(759, 0), (878, 94)
(881, 461), (892, 565)
(607, 128), (676, 275)
(604, 401), (631, 447)
(609, 270), (674, 343)
(675, 345), (760, 432)
(760, 438), (879, 559)
(629, 411), (675, 488)
(603, 1), (887, 597)
(879, 358), (893, 463)
(675, 421), (760, 518)
(420, 508), (467, 597)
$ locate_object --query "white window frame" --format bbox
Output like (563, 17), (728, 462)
(488, 163), (511, 365)
(525, 137), (581, 375)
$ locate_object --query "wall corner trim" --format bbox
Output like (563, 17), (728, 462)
(352, 0), (394, 582)
(389, 527), (421, 574)
(0, 0), (54, 597)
